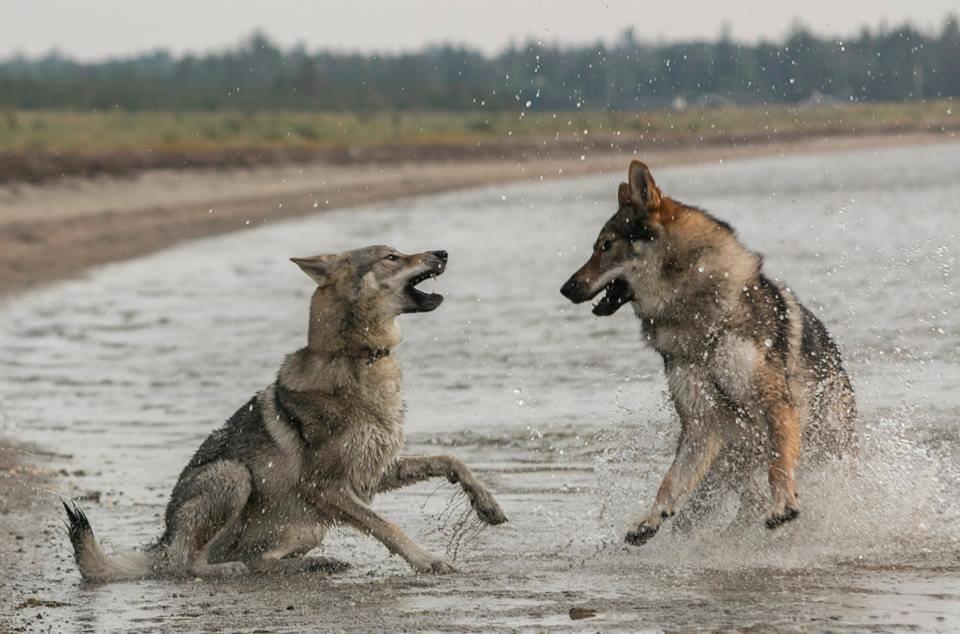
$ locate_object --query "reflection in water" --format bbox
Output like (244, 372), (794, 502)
(1, 142), (959, 631)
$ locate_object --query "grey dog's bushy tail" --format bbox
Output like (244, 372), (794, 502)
(62, 500), (91, 548)
(62, 500), (154, 582)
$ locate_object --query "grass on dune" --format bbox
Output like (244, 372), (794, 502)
(0, 100), (954, 155)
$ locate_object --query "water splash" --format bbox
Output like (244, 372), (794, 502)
(589, 404), (960, 572)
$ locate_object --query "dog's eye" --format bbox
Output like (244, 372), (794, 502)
(600, 240), (613, 253)
(385, 254), (399, 261)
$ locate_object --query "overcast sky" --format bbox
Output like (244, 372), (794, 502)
(1, 0), (956, 60)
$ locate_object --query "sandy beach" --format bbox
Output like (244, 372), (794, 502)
(1, 131), (953, 299)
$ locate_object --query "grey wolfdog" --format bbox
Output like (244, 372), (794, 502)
(64, 246), (507, 581)
(561, 161), (858, 545)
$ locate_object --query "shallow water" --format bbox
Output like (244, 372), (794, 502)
(2, 142), (960, 631)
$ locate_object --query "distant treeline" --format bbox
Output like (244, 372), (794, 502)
(2, 16), (959, 111)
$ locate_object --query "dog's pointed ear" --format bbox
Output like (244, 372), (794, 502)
(291, 254), (335, 284)
(628, 160), (662, 211)
(618, 182), (632, 207)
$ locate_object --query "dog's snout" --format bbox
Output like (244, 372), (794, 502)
(560, 277), (589, 303)
(430, 250), (448, 273)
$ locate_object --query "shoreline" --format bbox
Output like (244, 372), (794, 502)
(0, 129), (955, 513)
(1, 130), (955, 301)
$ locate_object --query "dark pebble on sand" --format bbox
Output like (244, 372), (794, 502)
(569, 607), (597, 620)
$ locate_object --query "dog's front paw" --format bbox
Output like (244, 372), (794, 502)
(430, 559), (457, 574)
(624, 522), (659, 546)
(765, 506), (800, 529)
(193, 561), (248, 577)
(303, 556), (351, 573)
(625, 507), (673, 546)
(765, 491), (800, 529)
(413, 557), (457, 575)
(468, 488), (508, 525)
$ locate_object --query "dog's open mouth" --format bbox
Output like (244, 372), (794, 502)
(405, 267), (445, 312)
(592, 277), (634, 316)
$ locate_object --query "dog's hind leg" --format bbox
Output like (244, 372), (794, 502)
(163, 460), (252, 577)
(246, 524), (350, 575)
(377, 456), (508, 525)
(248, 556), (350, 575)
(307, 486), (455, 574)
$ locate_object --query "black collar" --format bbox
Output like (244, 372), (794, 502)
(340, 347), (391, 366)
(364, 347), (390, 366)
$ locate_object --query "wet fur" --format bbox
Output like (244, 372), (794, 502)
(64, 245), (507, 581)
(561, 161), (858, 544)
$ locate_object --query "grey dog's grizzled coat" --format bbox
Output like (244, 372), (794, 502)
(64, 246), (507, 581)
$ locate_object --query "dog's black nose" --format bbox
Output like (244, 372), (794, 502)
(560, 277), (587, 302)
(433, 250), (448, 262)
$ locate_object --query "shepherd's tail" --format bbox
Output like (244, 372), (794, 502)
(62, 501), (154, 582)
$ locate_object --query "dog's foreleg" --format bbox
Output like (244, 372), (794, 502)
(378, 456), (508, 525)
(625, 426), (721, 546)
(762, 400), (802, 529)
(305, 486), (456, 574)
(753, 364), (802, 529)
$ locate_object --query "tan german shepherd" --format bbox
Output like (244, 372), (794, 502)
(64, 246), (507, 581)
(561, 161), (857, 544)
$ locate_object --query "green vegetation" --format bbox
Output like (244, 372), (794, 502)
(0, 101), (954, 155)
